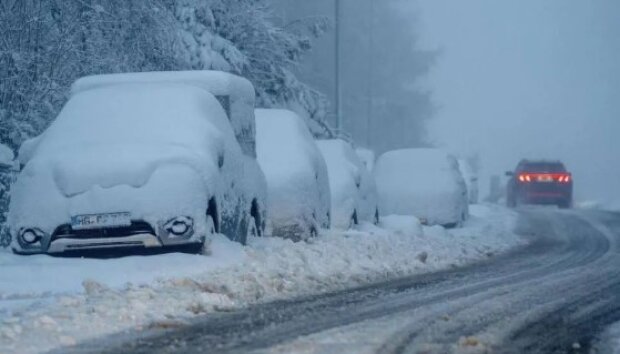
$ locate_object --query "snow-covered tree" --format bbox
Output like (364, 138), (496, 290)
(339, 0), (435, 153)
(172, 0), (331, 134)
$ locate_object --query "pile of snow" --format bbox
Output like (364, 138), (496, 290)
(317, 140), (378, 228)
(0, 144), (13, 168)
(255, 109), (331, 239)
(374, 148), (469, 226)
(0, 204), (523, 354)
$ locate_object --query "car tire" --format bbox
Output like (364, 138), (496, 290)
(348, 210), (358, 229)
(310, 225), (318, 238)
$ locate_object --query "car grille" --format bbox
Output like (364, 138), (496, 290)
(51, 221), (156, 241)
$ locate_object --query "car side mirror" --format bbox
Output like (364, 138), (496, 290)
(505, 171), (514, 177)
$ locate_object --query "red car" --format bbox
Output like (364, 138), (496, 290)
(506, 160), (573, 209)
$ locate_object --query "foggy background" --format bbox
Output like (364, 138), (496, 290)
(275, 0), (620, 205)
(417, 0), (620, 204)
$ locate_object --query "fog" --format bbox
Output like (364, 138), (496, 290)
(417, 0), (620, 204)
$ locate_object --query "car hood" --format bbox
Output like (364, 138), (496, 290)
(43, 144), (213, 197)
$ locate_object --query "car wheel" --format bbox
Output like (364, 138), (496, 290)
(507, 195), (516, 208)
(348, 210), (358, 229)
(310, 225), (318, 238)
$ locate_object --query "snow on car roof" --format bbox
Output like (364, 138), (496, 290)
(36, 83), (230, 157)
(255, 109), (317, 179)
(375, 148), (461, 191)
(71, 71), (256, 145)
(71, 70), (255, 103)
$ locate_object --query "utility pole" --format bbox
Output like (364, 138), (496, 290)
(335, 0), (343, 133)
(366, 0), (374, 147)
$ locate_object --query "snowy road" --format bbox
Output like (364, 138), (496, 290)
(70, 209), (620, 354)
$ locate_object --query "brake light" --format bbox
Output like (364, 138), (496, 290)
(518, 174), (531, 182)
(558, 174), (571, 183)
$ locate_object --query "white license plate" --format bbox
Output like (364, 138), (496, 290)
(71, 212), (132, 230)
(537, 175), (553, 182)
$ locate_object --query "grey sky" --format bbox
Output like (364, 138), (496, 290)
(417, 0), (620, 203)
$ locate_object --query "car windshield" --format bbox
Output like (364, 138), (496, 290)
(521, 162), (566, 173)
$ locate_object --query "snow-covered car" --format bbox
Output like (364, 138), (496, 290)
(374, 148), (468, 228)
(317, 139), (379, 229)
(458, 159), (479, 204)
(255, 109), (331, 240)
(9, 71), (267, 255)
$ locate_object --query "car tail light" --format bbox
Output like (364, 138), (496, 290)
(558, 174), (571, 183)
(518, 174), (532, 182)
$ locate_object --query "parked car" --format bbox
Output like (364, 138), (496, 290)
(374, 148), (468, 228)
(506, 159), (573, 208)
(458, 159), (479, 204)
(255, 109), (331, 241)
(9, 71), (267, 255)
(317, 139), (379, 229)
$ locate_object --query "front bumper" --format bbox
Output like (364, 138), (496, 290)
(13, 218), (203, 255)
(47, 233), (162, 253)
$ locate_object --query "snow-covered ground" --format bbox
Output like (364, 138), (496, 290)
(576, 200), (620, 212)
(0, 204), (524, 354)
(594, 320), (620, 353)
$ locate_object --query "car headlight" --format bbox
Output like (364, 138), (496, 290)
(18, 228), (45, 246)
(163, 217), (194, 237)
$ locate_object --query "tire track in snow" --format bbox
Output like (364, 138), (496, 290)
(66, 209), (620, 354)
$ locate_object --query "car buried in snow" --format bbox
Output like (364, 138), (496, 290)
(255, 109), (331, 241)
(317, 139), (380, 229)
(9, 71), (267, 255)
(374, 148), (469, 228)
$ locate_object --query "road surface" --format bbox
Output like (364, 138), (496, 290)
(68, 208), (620, 354)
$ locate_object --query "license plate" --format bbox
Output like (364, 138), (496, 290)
(537, 175), (553, 182)
(71, 212), (132, 230)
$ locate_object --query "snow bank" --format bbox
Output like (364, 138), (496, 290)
(0, 144), (13, 168)
(255, 109), (331, 239)
(0, 204), (523, 354)
(375, 148), (469, 226)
